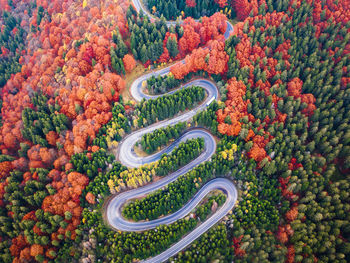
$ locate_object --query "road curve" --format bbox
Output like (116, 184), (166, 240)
(120, 78), (218, 168)
(106, 1), (237, 262)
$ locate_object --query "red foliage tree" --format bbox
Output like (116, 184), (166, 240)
(9, 235), (27, 258)
(286, 245), (295, 263)
(215, 0), (227, 8)
(85, 192), (96, 204)
(171, 39), (228, 79)
(248, 144), (267, 163)
(232, 235), (246, 257)
(285, 206), (298, 222)
(0, 161), (13, 180)
(276, 227), (289, 244)
(30, 244), (43, 257)
(233, 0), (267, 21)
(179, 25), (200, 55)
(186, 0), (196, 8)
(287, 78), (303, 98)
(122, 54), (136, 73)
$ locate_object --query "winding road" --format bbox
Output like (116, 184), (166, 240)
(106, 2), (237, 262)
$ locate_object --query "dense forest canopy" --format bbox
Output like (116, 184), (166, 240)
(145, 0), (234, 20)
(0, 0), (349, 262)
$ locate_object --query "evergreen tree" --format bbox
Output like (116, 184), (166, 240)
(166, 36), (179, 58)
(140, 44), (149, 64)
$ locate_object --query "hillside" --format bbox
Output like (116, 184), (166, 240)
(0, 0), (349, 262)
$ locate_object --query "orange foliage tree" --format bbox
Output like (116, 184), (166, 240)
(215, 0), (227, 8)
(0, 161), (13, 180)
(30, 244), (44, 257)
(123, 54), (136, 73)
(171, 40), (228, 79)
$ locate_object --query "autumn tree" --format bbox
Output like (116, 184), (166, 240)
(122, 54), (136, 73)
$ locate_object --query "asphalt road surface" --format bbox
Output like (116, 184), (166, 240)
(106, 1), (237, 262)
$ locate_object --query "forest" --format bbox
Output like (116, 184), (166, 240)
(0, 0), (349, 262)
(139, 122), (187, 154)
(134, 85), (206, 127)
(145, 0), (234, 20)
(146, 74), (182, 95)
(123, 139), (236, 221)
